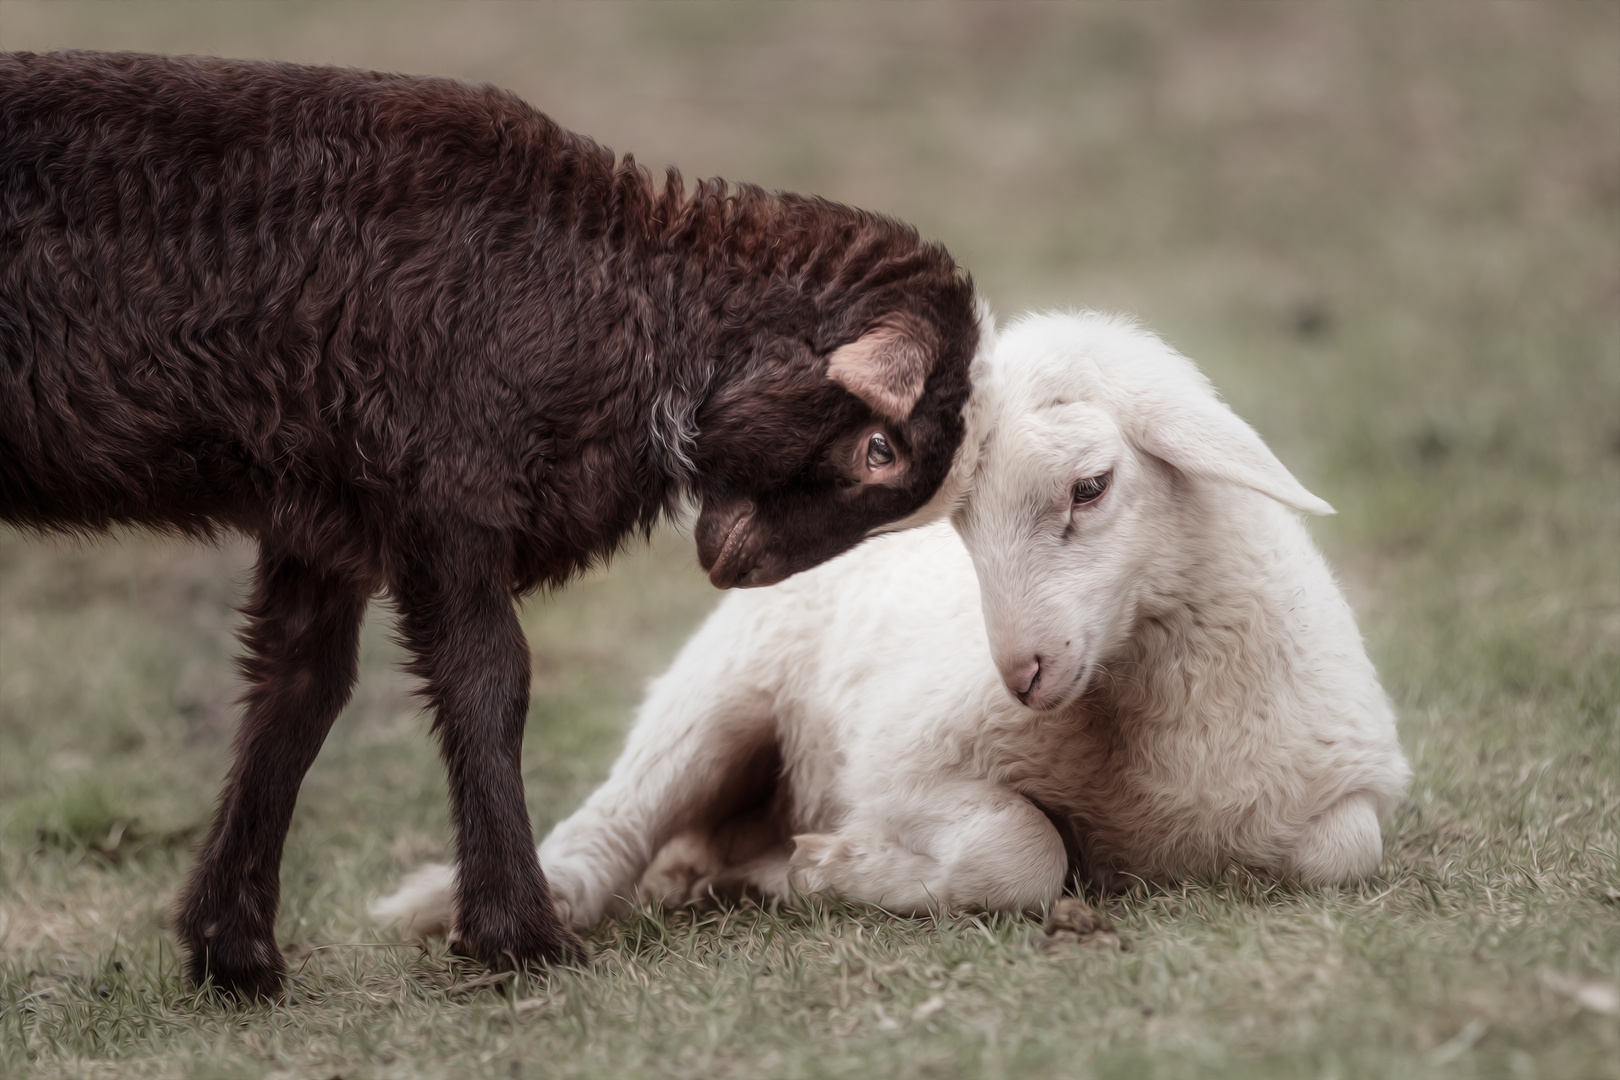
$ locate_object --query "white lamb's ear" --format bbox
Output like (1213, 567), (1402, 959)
(1120, 361), (1335, 516)
(826, 318), (934, 421)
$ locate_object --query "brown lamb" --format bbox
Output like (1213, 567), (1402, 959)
(0, 51), (981, 999)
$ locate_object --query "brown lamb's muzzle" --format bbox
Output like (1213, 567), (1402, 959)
(695, 497), (762, 588)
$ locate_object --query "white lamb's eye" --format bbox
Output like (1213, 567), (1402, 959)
(1072, 472), (1110, 506)
(866, 432), (895, 469)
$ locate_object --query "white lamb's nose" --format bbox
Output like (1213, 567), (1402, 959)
(1005, 657), (1042, 703)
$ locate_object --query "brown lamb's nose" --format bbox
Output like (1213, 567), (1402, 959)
(1012, 657), (1042, 703)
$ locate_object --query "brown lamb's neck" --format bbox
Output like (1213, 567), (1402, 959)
(600, 177), (870, 477)
(658, 178), (899, 345)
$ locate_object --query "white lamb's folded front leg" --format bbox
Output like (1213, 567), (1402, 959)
(788, 786), (1068, 915)
(537, 599), (786, 931)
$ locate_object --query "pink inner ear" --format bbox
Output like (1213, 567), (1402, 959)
(826, 323), (932, 421)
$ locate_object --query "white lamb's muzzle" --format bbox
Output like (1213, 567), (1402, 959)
(981, 594), (1104, 711)
(978, 545), (1145, 713)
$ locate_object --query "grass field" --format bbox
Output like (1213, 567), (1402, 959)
(1, 4), (1617, 1078)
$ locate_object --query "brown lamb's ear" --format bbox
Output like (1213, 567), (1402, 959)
(825, 316), (936, 421)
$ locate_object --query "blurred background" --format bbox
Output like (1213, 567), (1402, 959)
(0, 0), (1615, 1055)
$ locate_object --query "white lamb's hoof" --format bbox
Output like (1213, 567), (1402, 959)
(638, 831), (726, 909)
(1291, 794), (1383, 887)
(787, 832), (844, 894)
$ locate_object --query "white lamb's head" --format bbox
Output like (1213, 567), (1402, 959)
(952, 311), (1335, 711)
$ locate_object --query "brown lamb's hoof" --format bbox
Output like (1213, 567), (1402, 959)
(181, 936), (288, 1003)
(454, 922), (589, 976)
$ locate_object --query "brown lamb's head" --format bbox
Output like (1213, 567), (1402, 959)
(689, 240), (983, 589)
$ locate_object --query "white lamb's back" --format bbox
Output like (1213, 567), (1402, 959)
(658, 518), (987, 711)
(671, 519), (1009, 789)
(778, 522), (1017, 788)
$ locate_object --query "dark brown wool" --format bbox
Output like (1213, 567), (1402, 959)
(0, 52), (979, 999)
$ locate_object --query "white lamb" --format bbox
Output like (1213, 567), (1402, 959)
(374, 311), (1411, 935)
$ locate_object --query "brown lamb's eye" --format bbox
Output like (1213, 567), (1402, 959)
(866, 431), (895, 470)
(1073, 472), (1110, 505)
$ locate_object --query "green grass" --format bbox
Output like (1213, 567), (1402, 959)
(1, 3), (1617, 1078)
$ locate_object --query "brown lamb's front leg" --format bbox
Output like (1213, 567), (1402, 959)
(175, 549), (370, 1000)
(388, 523), (586, 974)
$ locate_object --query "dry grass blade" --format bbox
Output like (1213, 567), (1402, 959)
(1540, 972), (1620, 1017)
